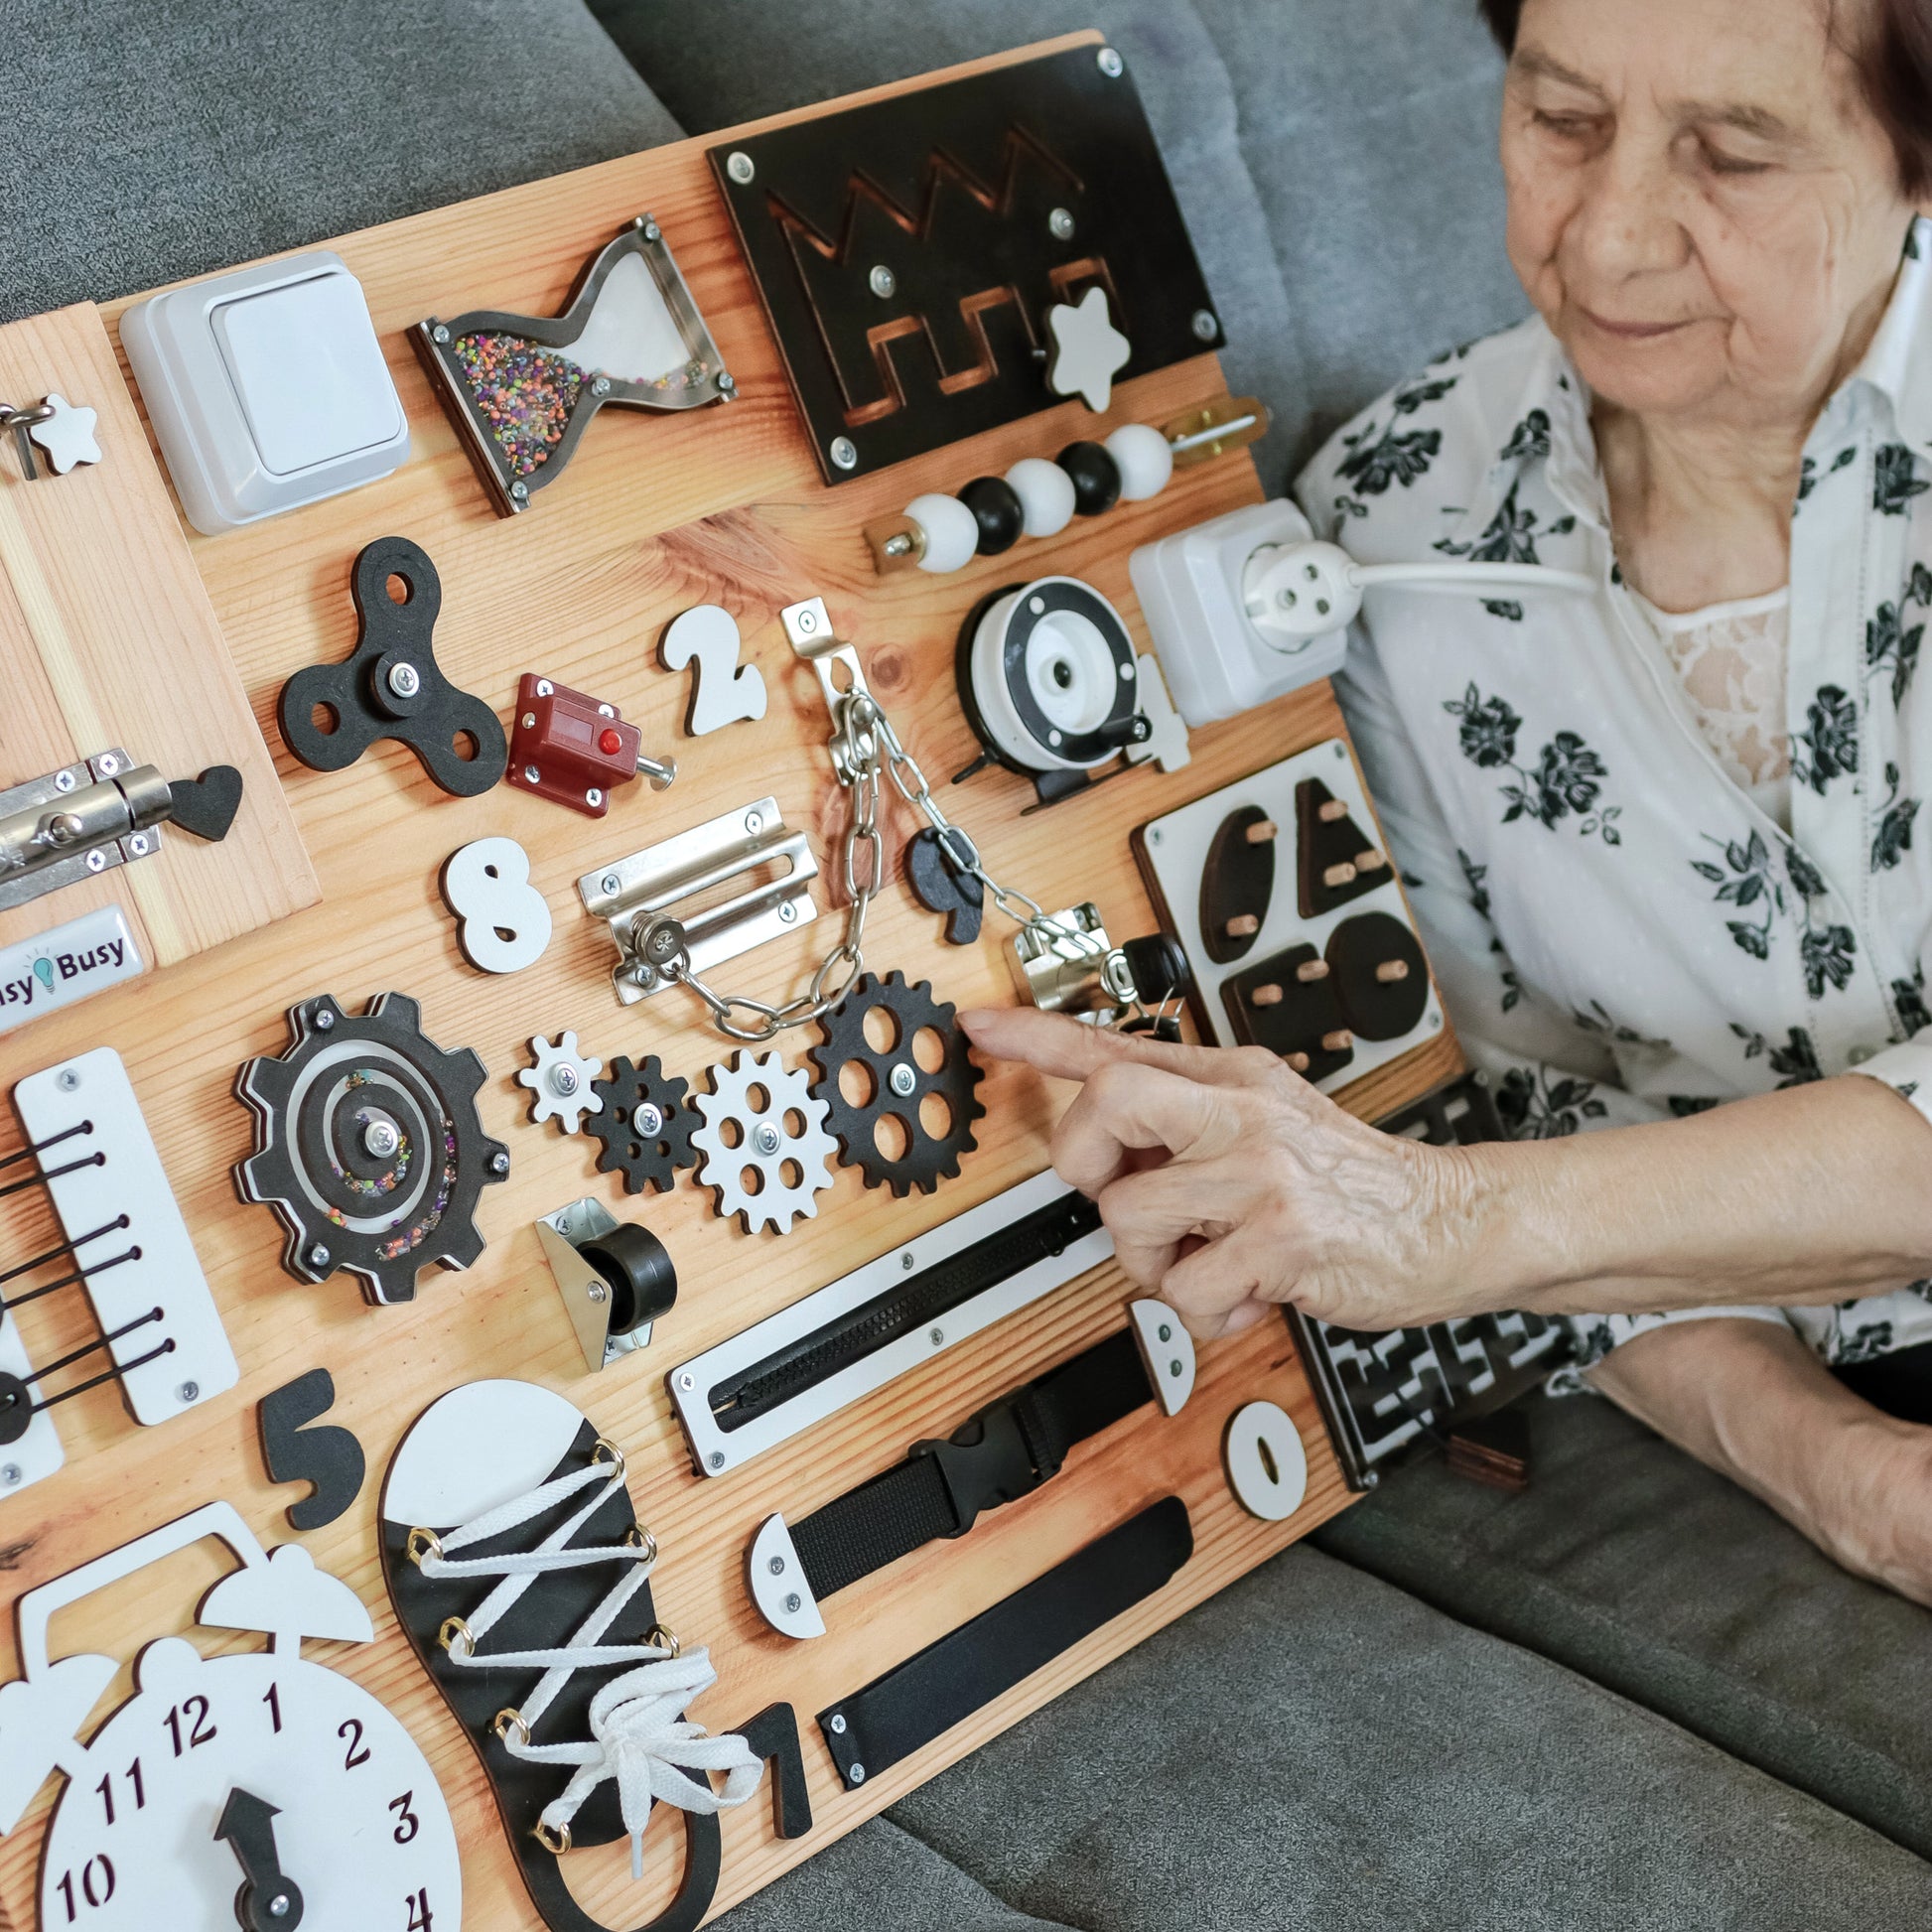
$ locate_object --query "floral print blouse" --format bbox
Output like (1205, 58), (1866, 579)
(1294, 218), (1932, 1376)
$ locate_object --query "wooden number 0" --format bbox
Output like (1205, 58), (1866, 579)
(661, 605), (766, 736)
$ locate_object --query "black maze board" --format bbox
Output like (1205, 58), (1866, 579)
(708, 42), (1223, 483)
(1132, 739), (1445, 1094)
(1290, 1073), (1574, 1488)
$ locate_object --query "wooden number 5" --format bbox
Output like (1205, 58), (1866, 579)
(661, 605), (766, 736)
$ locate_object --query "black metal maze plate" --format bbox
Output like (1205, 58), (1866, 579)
(1288, 1073), (1575, 1489)
(708, 44), (1223, 483)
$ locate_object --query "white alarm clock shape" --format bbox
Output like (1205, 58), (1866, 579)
(0, 1503), (462, 1932)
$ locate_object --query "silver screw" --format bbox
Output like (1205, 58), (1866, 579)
(523, 763), (541, 784)
(602, 874), (621, 896)
(432, 324), (452, 345)
(363, 1119), (400, 1159)
(679, 1372), (696, 1391)
(521, 712), (537, 729)
(178, 1381), (201, 1403)
(1098, 46), (1124, 75)
(779, 900), (797, 923)
(97, 754), (120, 775)
(889, 1062), (916, 1097)
(128, 833), (151, 857)
(269, 1898), (291, 1921)
(745, 810), (764, 835)
(56, 1068), (80, 1092)
(718, 371), (736, 393)
(1048, 207), (1075, 240)
(929, 1327), (944, 1346)
(1158, 1322), (1173, 1343)
(1169, 1359), (1183, 1377)
(1191, 309), (1219, 342)
(849, 1763), (867, 1784)
(308, 1243), (332, 1268)
(1149, 827), (1163, 846)
(829, 1715), (847, 1735)
(592, 376), (612, 397)
(387, 662), (422, 700)
(754, 1122), (782, 1157)
(727, 150), (756, 185)
(830, 436), (859, 471)
(901, 1252), (915, 1271)
(85, 850), (106, 873)
(54, 769), (75, 792)
(549, 1064), (581, 1098)
(0, 1466), (19, 1487)
(783, 1592), (802, 1613)
(642, 220), (661, 242)
(597, 703), (615, 717)
(489, 1151), (510, 1175)
(768, 1556), (785, 1576)
(588, 1282), (608, 1304)
(314, 1007), (337, 1031)
(868, 263), (897, 299)
(709, 1450), (726, 1470)
(587, 789), (604, 808)
(510, 481), (529, 501)
(634, 1104), (664, 1137)
(535, 679), (554, 697)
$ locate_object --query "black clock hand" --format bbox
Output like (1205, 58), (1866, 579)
(214, 1786), (306, 1932)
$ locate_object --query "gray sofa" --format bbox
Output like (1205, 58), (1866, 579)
(12, 3), (1932, 1924)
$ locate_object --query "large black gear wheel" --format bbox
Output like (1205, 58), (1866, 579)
(583, 1054), (698, 1194)
(807, 970), (984, 1196)
(233, 992), (509, 1308)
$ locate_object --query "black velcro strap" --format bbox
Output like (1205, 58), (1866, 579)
(787, 1324), (1158, 1606)
(817, 1496), (1194, 1786)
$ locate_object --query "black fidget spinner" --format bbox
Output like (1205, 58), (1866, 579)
(233, 992), (509, 1307)
(807, 971), (984, 1197)
(278, 536), (508, 798)
(583, 1054), (698, 1194)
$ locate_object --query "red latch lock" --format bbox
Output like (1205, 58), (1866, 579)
(506, 674), (674, 817)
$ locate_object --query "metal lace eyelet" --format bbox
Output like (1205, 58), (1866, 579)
(591, 1436), (626, 1477)
(437, 1615), (476, 1659)
(622, 1524), (659, 1563)
(646, 1621), (681, 1659)
(492, 1708), (531, 1746)
(405, 1527), (443, 1567)
(533, 1819), (572, 1856)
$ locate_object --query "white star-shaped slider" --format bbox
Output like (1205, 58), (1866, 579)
(28, 396), (101, 475)
(1044, 286), (1131, 413)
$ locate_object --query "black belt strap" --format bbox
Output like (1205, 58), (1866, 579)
(791, 1327), (1152, 1601)
(817, 1495), (1193, 1787)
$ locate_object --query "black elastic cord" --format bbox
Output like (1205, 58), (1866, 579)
(22, 1306), (172, 1411)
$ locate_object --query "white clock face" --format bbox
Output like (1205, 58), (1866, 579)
(39, 1639), (461, 1932)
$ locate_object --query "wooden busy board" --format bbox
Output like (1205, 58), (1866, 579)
(0, 31), (1460, 1931)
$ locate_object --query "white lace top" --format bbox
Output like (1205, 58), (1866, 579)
(1631, 588), (1793, 832)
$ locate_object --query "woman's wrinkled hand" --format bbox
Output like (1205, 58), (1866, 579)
(959, 1007), (1489, 1340)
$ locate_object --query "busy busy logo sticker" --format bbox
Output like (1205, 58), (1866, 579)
(0, 906), (144, 1035)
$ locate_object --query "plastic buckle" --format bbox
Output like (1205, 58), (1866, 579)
(910, 1391), (1049, 1536)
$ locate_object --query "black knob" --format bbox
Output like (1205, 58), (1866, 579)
(958, 477), (1026, 555)
(1121, 933), (1191, 1007)
(1056, 441), (1122, 517)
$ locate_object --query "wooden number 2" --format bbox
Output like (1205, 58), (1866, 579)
(661, 605), (766, 736)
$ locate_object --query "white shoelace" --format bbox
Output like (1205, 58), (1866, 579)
(414, 1452), (762, 1876)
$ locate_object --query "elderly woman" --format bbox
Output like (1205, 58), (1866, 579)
(965, 0), (1932, 1603)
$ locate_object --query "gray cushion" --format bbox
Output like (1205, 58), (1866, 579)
(2, 0), (683, 323)
(1314, 1391), (1932, 1863)
(872, 1543), (1932, 1930)
(592, 0), (1526, 481)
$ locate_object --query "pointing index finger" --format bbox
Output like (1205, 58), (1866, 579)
(959, 1005), (1283, 1090)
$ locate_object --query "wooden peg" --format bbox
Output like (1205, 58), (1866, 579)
(1250, 984), (1285, 1008)
(1225, 913), (1261, 939)
(1321, 1029), (1354, 1052)
(1322, 861), (1357, 889)
(1245, 819), (1278, 845)
(1356, 849), (1388, 872)
(1285, 1051), (1311, 1072)
(1296, 958), (1330, 982)
(1317, 799), (1349, 822)
(1375, 959), (1411, 983)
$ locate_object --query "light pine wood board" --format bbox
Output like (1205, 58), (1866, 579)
(0, 304), (318, 965)
(0, 32), (1463, 1932)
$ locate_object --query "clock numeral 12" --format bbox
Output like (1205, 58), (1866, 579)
(163, 1695), (215, 1756)
(406, 1886), (435, 1930)
(55, 1855), (115, 1920)
(92, 1759), (144, 1826)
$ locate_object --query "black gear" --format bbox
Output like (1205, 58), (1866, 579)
(807, 971), (984, 1196)
(234, 992), (509, 1308)
(584, 1054), (698, 1194)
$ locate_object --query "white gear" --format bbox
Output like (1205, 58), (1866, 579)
(691, 1051), (838, 1235)
(518, 1032), (605, 1134)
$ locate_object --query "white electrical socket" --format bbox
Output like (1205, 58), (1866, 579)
(1129, 499), (1348, 727)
